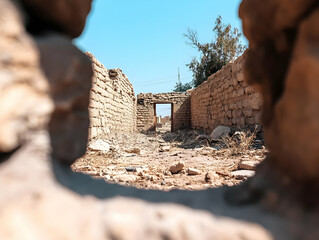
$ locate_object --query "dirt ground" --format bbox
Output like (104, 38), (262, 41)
(72, 130), (266, 191)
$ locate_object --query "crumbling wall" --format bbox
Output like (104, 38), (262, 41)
(137, 92), (191, 132)
(190, 54), (262, 133)
(86, 53), (136, 140)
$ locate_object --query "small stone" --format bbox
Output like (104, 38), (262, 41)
(231, 170), (255, 180)
(160, 146), (171, 152)
(205, 172), (219, 183)
(125, 167), (137, 172)
(161, 181), (166, 186)
(125, 148), (141, 155)
(239, 161), (260, 170)
(187, 168), (201, 175)
(169, 161), (185, 174)
(210, 126), (231, 140)
(113, 175), (137, 182)
(104, 175), (111, 180)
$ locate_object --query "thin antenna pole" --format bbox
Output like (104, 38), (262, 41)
(178, 68), (181, 83)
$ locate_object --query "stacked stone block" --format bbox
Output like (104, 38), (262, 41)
(87, 53), (136, 140)
(137, 92), (191, 132)
(191, 54), (262, 133)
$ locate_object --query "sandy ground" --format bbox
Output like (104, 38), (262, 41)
(72, 130), (266, 191)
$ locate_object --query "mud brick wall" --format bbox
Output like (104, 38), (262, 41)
(137, 92), (191, 132)
(191, 54), (262, 133)
(87, 53), (136, 140)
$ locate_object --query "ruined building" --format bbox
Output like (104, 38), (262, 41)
(87, 52), (262, 140)
(1, 0), (319, 239)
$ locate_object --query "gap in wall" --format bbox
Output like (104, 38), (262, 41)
(154, 103), (172, 133)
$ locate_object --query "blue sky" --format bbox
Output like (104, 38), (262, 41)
(75, 0), (245, 95)
(75, 0), (245, 116)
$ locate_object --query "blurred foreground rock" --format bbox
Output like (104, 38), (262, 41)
(240, 0), (319, 179)
(19, 0), (92, 38)
(0, 0), (53, 153)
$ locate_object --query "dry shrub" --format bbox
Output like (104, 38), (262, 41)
(221, 128), (257, 156)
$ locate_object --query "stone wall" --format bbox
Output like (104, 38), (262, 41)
(190, 54), (262, 133)
(87, 53), (136, 140)
(137, 92), (191, 132)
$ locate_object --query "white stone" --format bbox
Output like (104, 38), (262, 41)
(160, 146), (171, 152)
(88, 139), (110, 152)
(187, 168), (201, 175)
(231, 170), (255, 180)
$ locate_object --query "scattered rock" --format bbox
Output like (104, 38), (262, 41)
(161, 181), (166, 186)
(160, 146), (171, 152)
(113, 175), (137, 182)
(125, 148), (141, 155)
(125, 167), (137, 172)
(169, 161), (185, 174)
(231, 170), (255, 180)
(210, 126), (231, 140)
(205, 172), (219, 183)
(88, 140), (110, 152)
(104, 175), (111, 180)
(239, 161), (260, 170)
(187, 168), (201, 175)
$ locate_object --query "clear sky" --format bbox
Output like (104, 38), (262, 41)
(75, 0), (245, 97)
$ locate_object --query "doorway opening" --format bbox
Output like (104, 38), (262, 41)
(154, 103), (173, 133)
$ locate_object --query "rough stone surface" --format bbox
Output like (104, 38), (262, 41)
(210, 126), (231, 140)
(19, 0), (92, 38)
(0, 136), (273, 240)
(87, 53), (136, 140)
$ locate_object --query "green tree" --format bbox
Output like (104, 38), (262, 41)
(185, 16), (245, 87)
(173, 81), (192, 92)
